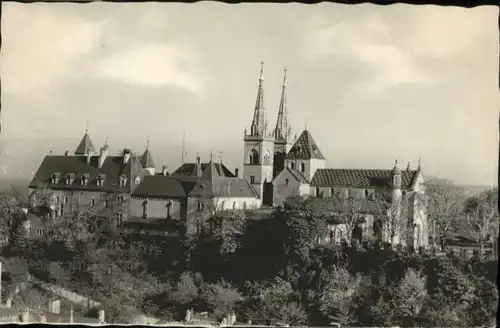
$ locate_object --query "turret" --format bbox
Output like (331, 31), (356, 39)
(140, 136), (156, 175)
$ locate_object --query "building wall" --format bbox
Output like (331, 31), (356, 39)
(129, 197), (182, 220)
(272, 169), (310, 206)
(243, 138), (275, 198)
(310, 186), (377, 199)
(285, 158), (325, 182)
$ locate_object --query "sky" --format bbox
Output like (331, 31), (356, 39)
(0, 2), (498, 186)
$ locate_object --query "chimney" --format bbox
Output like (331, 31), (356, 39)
(99, 146), (108, 168)
(123, 149), (131, 165)
(98, 309), (105, 324)
(162, 165), (169, 176)
(235, 168), (239, 177)
(196, 156), (202, 176)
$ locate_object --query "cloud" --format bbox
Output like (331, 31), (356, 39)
(94, 43), (202, 92)
(304, 14), (432, 90)
(0, 3), (103, 99)
(401, 6), (498, 60)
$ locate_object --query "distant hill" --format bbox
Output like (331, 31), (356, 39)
(0, 178), (30, 202)
(425, 176), (494, 197)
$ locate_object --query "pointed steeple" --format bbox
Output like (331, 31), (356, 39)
(140, 136), (155, 169)
(286, 129), (325, 160)
(74, 128), (96, 156)
(275, 66), (291, 140)
(250, 61), (268, 137)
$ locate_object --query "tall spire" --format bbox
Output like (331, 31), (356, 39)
(275, 65), (291, 140)
(250, 61), (267, 137)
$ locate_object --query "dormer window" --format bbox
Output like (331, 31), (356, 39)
(119, 175), (127, 187)
(65, 174), (75, 185)
(51, 173), (61, 184)
(80, 174), (90, 186)
(97, 174), (105, 187)
(134, 176), (141, 185)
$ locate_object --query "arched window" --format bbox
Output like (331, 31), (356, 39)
(300, 162), (305, 173)
(248, 149), (259, 165)
(263, 150), (271, 165)
(90, 199), (95, 207)
(290, 162), (295, 170)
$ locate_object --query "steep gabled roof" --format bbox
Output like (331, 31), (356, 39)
(171, 162), (236, 177)
(286, 129), (325, 160)
(275, 166), (309, 184)
(311, 168), (418, 189)
(74, 132), (95, 155)
(29, 154), (149, 193)
(140, 148), (155, 168)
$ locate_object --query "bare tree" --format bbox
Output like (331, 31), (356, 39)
(464, 188), (499, 256)
(424, 179), (467, 245)
(326, 194), (369, 246)
(372, 188), (411, 248)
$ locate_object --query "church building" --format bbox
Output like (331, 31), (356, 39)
(242, 63), (429, 248)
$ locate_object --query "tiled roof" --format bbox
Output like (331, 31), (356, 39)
(311, 169), (418, 189)
(140, 148), (155, 168)
(131, 176), (190, 199)
(286, 129), (325, 160)
(287, 168), (309, 183)
(29, 154), (149, 193)
(132, 162), (258, 199)
(171, 162), (236, 177)
(74, 132), (95, 155)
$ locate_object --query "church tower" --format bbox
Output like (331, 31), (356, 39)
(243, 61), (275, 201)
(273, 66), (294, 178)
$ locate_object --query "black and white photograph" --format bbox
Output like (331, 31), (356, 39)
(0, 2), (498, 326)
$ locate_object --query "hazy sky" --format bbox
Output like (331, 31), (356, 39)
(0, 2), (498, 186)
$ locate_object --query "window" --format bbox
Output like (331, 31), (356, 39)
(64, 197), (68, 204)
(220, 201), (225, 210)
(90, 199), (95, 207)
(196, 201), (203, 211)
(104, 200), (109, 208)
(285, 178), (290, 185)
(364, 189), (369, 198)
(134, 176), (141, 185)
(250, 176), (256, 184)
(166, 201), (172, 218)
(248, 149), (259, 165)
(243, 202), (247, 210)
(300, 162), (305, 173)
(290, 162), (295, 170)
(81, 176), (87, 186)
(118, 196), (124, 204)
(142, 200), (148, 219)
(120, 175), (127, 187)
(232, 202), (236, 209)
(66, 177), (71, 185)
(55, 196), (60, 204)
(330, 188), (335, 196)
(316, 187), (320, 197)
(263, 151), (271, 165)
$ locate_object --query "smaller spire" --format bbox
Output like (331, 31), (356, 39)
(418, 157), (422, 169)
(304, 122), (308, 131)
(209, 149), (213, 162)
(283, 65), (288, 87)
(406, 161), (411, 171)
(146, 135), (150, 149)
(259, 60), (264, 81)
(85, 120), (90, 134)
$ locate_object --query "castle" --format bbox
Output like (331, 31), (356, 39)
(28, 62), (429, 248)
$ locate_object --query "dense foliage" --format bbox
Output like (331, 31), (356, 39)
(0, 185), (497, 326)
